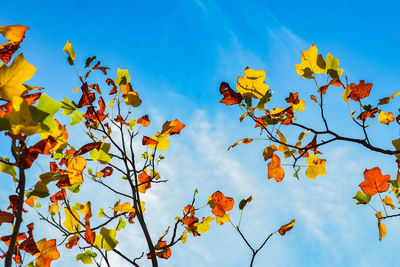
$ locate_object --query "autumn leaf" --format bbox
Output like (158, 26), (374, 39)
(359, 167), (390, 196)
(219, 81), (243, 106)
(162, 119), (185, 135)
(236, 67), (270, 99)
(0, 211), (14, 225)
(5, 96), (40, 136)
(352, 191), (371, 205)
(267, 154), (285, 182)
(378, 221), (386, 241)
(295, 45), (326, 79)
(123, 91), (142, 107)
(378, 111), (395, 125)
(323, 53), (344, 79)
(94, 227), (118, 251)
(195, 216), (214, 233)
(63, 41), (76, 65)
(263, 145), (277, 161)
(0, 25), (29, 43)
(305, 154), (327, 180)
(208, 191), (234, 217)
(278, 219), (295, 235)
(318, 78), (344, 94)
(35, 239), (60, 267)
(143, 133), (169, 151)
(63, 208), (81, 232)
(138, 172), (152, 193)
(152, 239), (171, 259)
(227, 138), (253, 150)
(238, 196), (253, 211)
(74, 142), (102, 156)
(137, 114), (150, 127)
(383, 196), (395, 210)
(348, 80), (373, 102)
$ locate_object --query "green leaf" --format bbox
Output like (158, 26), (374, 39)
(0, 157), (16, 178)
(68, 183), (81, 193)
(256, 90), (272, 109)
(61, 98), (77, 116)
(70, 110), (84, 126)
(94, 227), (118, 251)
(63, 40), (76, 65)
(239, 196), (253, 211)
(76, 250), (97, 264)
(353, 190), (371, 205)
(89, 143), (112, 164)
(30, 93), (61, 132)
(293, 166), (301, 179)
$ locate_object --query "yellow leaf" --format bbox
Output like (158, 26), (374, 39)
(94, 227), (118, 251)
(0, 25), (29, 42)
(0, 53), (37, 101)
(276, 130), (290, 157)
(181, 233), (188, 244)
(236, 67), (270, 99)
(5, 96), (40, 135)
(295, 45), (326, 79)
(378, 111), (395, 125)
(378, 221), (386, 241)
(215, 213), (230, 225)
(305, 154), (327, 180)
(195, 216), (214, 233)
(147, 133), (170, 151)
(292, 99), (306, 112)
(63, 40), (76, 65)
(63, 208), (81, 232)
(112, 202), (135, 213)
(67, 156), (86, 184)
(383, 196), (395, 210)
(342, 84), (351, 103)
(375, 211), (383, 219)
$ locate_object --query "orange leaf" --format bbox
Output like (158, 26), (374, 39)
(278, 219), (295, 235)
(35, 239), (60, 267)
(137, 115), (151, 127)
(138, 172), (152, 193)
(267, 154), (285, 182)
(65, 236), (79, 249)
(228, 138), (253, 150)
(162, 119), (185, 135)
(209, 191), (234, 217)
(359, 167), (390, 196)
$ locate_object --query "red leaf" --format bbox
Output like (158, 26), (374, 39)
(0, 211), (14, 225)
(106, 78), (118, 95)
(115, 114), (130, 126)
(50, 189), (66, 203)
(318, 78), (344, 94)
(219, 82), (243, 106)
(142, 136), (158, 146)
(77, 83), (95, 108)
(349, 80), (373, 102)
(74, 142), (102, 156)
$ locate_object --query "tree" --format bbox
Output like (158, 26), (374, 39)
(0, 24), (296, 267)
(219, 44), (400, 243)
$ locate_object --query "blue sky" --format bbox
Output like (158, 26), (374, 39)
(1, 0), (400, 266)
